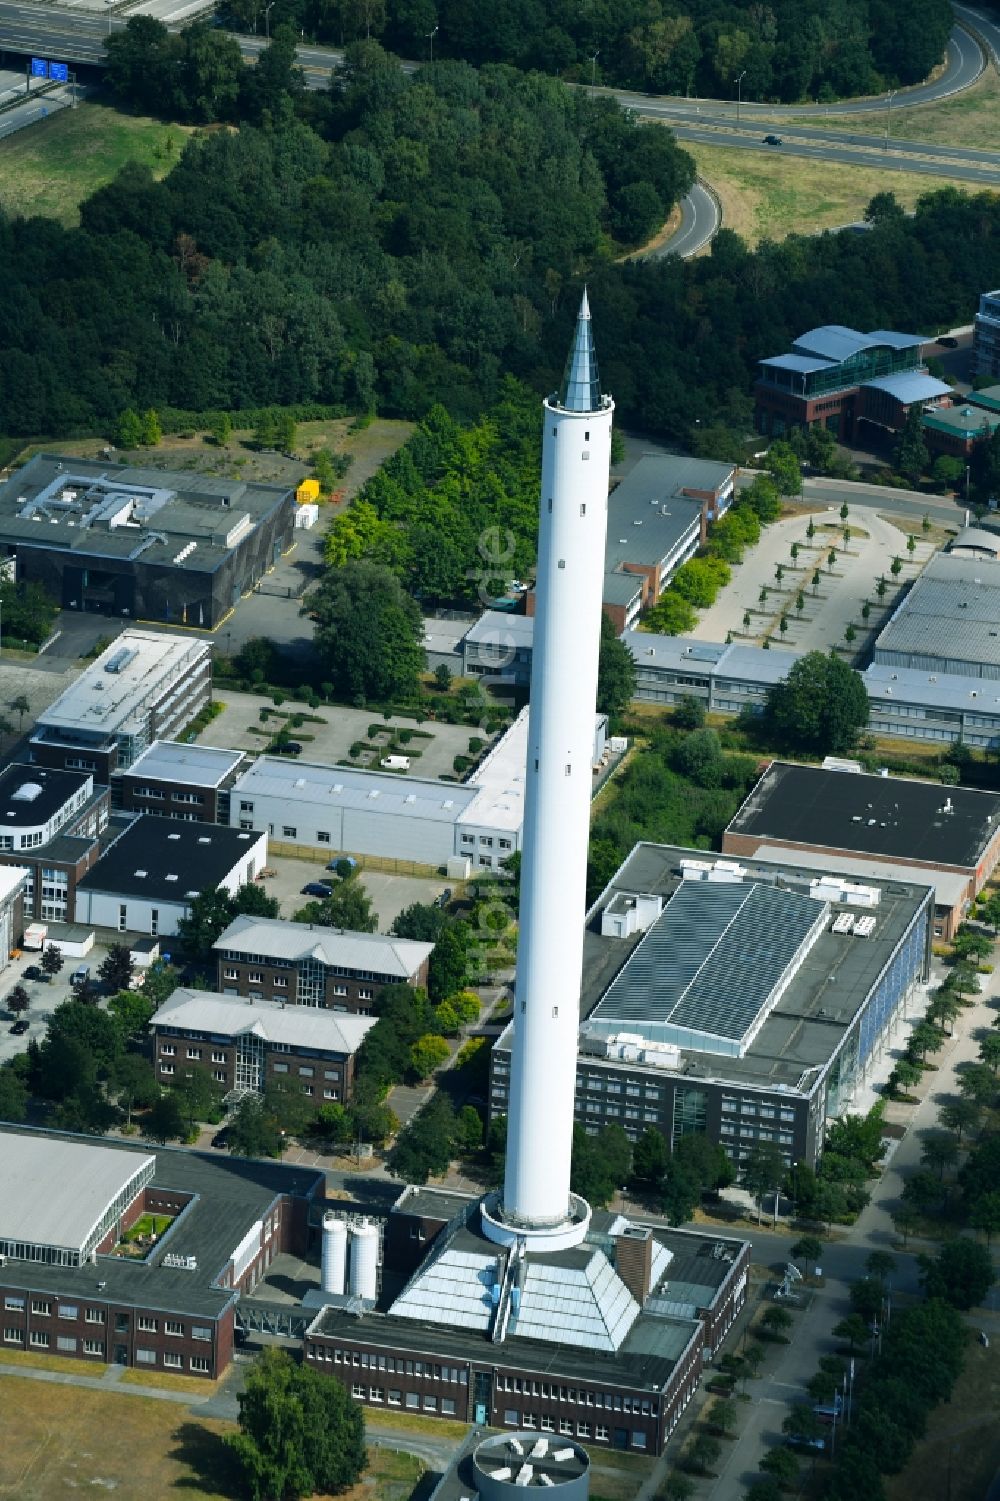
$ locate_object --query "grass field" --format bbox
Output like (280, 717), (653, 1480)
(0, 1375), (427, 1500)
(886, 1334), (1000, 1501)
(0, 102), (194, 225)
(682, 141), (978, 247)
(799, 67), (1000, 151)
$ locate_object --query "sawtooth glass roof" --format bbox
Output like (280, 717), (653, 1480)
(589, 879), (826, 1057)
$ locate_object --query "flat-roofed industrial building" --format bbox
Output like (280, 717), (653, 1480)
(0, 454), (294, 629)
(489, 842), (933, 1169)
(723, 759), (1000, 938)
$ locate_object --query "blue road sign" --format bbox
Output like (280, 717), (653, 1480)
(49, 62), (69, 82)
(30, 57), (47, 77)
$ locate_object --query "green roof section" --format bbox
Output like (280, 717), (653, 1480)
(922, 404), (1000, 438)
(968, 385), (1000, 415)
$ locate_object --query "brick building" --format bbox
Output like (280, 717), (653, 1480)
(117, 741), (247, 822)
(300, 1187), (749, 1456)
(30, 631), (211, 781)
(754, 324), (949, 442)
(0, 1128), (322, 1380)
(0, 764), (110, 924)
(149, 989), (376, 1102)
(213, 915), (433, 1015)
(723, 760), (1000, 940)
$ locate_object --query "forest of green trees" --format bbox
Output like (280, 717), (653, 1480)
(3, 24), (1000, 455)
(221, 0), (953, 103)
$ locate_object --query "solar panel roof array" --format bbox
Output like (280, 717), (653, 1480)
(589, 879), (826, 1055)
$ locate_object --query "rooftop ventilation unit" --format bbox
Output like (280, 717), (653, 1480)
(104, 646), (139, 675)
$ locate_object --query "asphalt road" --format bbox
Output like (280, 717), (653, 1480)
(0, 2), (987, 112)
(664, 119), (1000, 186)
(645, 180), (720, 260)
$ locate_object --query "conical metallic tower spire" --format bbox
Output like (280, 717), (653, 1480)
(558, 287), (602, 413)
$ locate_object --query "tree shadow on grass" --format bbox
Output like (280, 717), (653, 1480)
(169, 1421), (246, 1497)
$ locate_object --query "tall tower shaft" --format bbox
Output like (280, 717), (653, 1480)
(496, 291), (614, 1241)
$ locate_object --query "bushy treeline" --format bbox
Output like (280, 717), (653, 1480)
(225, 0), (952, 103)
(0, 39), (691, 439)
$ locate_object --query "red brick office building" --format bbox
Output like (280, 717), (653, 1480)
(213, 915), (433, 1016)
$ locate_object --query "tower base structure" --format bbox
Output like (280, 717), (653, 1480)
(480, 1191), (592, 1253)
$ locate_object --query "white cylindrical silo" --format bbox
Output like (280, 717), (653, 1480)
(321, 1213), (347, 1295)
(348, 1219), (378, 1301)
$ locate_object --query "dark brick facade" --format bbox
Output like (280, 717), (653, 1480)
(303, 1237), (750, 1457)
(152, 1030), (357, 1104)
(120, 780), (221, 823)
(216, 954), (429, 1017)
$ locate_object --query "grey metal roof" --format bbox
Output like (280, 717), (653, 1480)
(864, 662), (1000, 713)
(713, 640), (803, 685)
(792, 324), (923, 362)
(603, 571), (646, 605)
(863, 372), (951, 403)
(873, 552), (1000, 671)
(33, 631), (210, 739)
(230, 757), (481, 824)
(590, 880), (825, 1051)
(215, 914), (433, 977)
(558, 288), (602, 413)
(606, 460), (705, 574)
(752, 845), (957, 911)
(463, 610), (535, 649)
(151, 989), (376, 1055)
(949, 527), (1000, 557)
(759, 353), (836, 374)
(0, 1136), (154, 1256)
(125, 741), (245, 788)
(0, 1127), (324, 1318)
(623, 633), (726, 673)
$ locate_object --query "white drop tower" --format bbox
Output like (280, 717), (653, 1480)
(482, 289), (614, 1252)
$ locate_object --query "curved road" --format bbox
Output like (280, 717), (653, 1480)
(618, 20), (984, 124)
(648, 180), (720, 260)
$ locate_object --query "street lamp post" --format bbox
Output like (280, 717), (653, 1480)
(428, 24), (438, 62)
(590, 49), (600, 87)
(735, 69), (747, 125)
(884, 89), (896, 151)
(106, 0), (114, 36)
(966, 463), (972, 506)
(264, 1), (275, 39)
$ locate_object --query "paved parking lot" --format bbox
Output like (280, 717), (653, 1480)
(0, 939), (114, 1065)
(257, 855), (450, 929)
(199, 689), (483, 781)
(692, 504), (937, 658)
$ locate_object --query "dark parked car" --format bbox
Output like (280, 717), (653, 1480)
(302, 881), (334, 898)
(435, 887), (453, 908)
(275, 741), (303, 755)
(937, 335), (959, 348)
(763, 134), (783, 145)
(211, 1129), (229, 1149)
(23, 965), (44, 981)
(9, 1019), (29, 1035)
